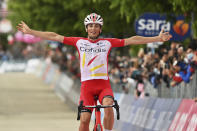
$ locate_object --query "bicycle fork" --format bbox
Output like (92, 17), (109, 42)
(94, 107), (103, 131)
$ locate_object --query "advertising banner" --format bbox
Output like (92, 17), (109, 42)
(144, 98), (181, 131)
(135, 13), (191, 41)
(169, 99), (195, 131)
(183, 103), (197, 131)
(114, 97), (181, 131)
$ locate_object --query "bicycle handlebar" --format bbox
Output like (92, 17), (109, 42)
(77, 101), (83, 120)
(84, 105), (114, 108)
(77, 100), (120, 120)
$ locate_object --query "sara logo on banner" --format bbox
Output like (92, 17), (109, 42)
(135, 13), (191, 41)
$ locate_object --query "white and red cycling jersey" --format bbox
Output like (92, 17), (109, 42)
(63, 37), (125, 109)
(63, 37), (125, 82)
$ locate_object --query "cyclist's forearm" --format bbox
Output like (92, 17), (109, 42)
(124, 36), (161, 46)
(29, 29), (61, 42)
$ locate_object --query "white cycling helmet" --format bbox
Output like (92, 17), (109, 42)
(84, 13), (103, 27)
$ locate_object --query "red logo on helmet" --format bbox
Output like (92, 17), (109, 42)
(173, 20), (189, 36)
(91, 14), (97, 22)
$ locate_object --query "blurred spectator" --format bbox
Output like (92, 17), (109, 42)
(194, 97), (197, 102)
(18, 39), (196, 96)
(135, 80), (145, 98)
(0, 45), (13, 61)
(6, 38), (195, 96)
(107, 41), (196, 95)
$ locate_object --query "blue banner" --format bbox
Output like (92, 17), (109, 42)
(113, 96), (182, 131)
(119, 97), (156, 131)
(143, 98), (171, 131)
(135, 13), (191, 41)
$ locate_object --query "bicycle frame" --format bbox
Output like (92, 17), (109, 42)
(94, 98), (103, 131)
(77, 96), (120, 131)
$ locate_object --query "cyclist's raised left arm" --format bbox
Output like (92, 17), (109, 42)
(17, 21), (64, 43)
(124, 29), (172, 46)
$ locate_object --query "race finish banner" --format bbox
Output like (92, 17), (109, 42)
(169, 99), (197, 131)
(135, 13), (191, 41)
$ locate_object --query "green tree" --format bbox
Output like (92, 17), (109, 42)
(7, 0), (197, 55)
(108, 0), (197, 38)
(8, 0), (135, 55)
(8, 0), (133, 38)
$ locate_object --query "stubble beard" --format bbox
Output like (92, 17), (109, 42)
(88, 35), (99, 40)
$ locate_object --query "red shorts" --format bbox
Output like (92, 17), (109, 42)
(79, 79), (114, 112)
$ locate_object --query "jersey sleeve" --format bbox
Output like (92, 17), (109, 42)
(107, 38), (125, 47)
(63, 37), (81, 46)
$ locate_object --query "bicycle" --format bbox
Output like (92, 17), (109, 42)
(77, 96), (120, 131)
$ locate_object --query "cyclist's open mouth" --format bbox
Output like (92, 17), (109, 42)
(90, 31), (97, 35)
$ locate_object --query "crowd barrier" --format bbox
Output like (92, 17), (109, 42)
(25, 59), (197, 131)
(25, 58), (80, 111)
(0, 60), (26, 73)
(159, 72), (197, 99)
(118, 72), (197, 99)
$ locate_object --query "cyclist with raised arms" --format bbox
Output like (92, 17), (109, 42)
(17, 13), (172, 131)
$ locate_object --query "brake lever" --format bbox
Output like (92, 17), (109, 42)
(77, 101), (83, 120)
(114, 100), (120, 120)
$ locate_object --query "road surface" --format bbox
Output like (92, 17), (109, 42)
(0, 73), (94, 131)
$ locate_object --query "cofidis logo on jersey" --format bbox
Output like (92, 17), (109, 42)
(135, 13), (191, 41)
(80, 47), (106, 53)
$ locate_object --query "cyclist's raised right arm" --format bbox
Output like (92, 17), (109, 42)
(17, 21), (64, 43)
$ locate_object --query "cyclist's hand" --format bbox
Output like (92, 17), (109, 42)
(159, 29), (172, 42)
(17, 21), (31, 34)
